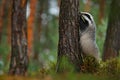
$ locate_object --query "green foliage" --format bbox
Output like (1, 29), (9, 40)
(0, 38), (10, 61)
(38, 15), (58, 67)
(28, 60), (41, 76)
(96, 19), (108, 56)
(0, 34), (10, 74)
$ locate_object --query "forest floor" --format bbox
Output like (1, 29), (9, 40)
(0, 58), (120, 80)
(0, 72), (119, 80)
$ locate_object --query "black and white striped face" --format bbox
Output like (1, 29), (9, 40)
(79, 12), (94, 31)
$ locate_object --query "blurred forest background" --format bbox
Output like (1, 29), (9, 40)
(0, 0), (111, 74)
(0, 0), (119, 79)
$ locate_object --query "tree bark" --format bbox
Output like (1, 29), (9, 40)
(27, 0), (37, 58)
(56, 0), (83, 72)
(9, 0), (28, 75)
(103, 0), (120, 61)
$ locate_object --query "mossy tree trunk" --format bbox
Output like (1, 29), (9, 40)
(103, 0), (120, 61)
(9, 0), (28, 75)
(56, 0), (83, 72)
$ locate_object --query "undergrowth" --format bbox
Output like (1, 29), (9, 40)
(0, 57), (120, 80)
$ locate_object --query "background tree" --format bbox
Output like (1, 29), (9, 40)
(98, 0), (105, 24)
(27, 0), (37, 58)
(0, 0), (10, 43)
(103, 0), (120, 61)
(33, 0), (49, 65)
(0, 0), (11, 67)
(0, 0), (6, 43)
(56, 0), (83, 72)
(9, 0), (28, 75)
(7, 0), (12, 44)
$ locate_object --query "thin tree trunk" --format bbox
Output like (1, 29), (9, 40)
(7, 0), (12, 44)
(33, 0), (43, 61)
(0, 0), (6, 43)
(56, 0), (83, 72)
(33, 0), (48, 62)
(9, 0), (28, 75)
(6, 0), (12, 65)
(98, 0), (105, 24)
(27, 0), (37, 58)
(103, 0), (120, 61)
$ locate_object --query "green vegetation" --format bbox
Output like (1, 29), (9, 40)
(1, 57), (120, 80)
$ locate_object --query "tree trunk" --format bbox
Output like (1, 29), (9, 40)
(9, 0), (28, 75)
(0, 0), (6, 43)
(56, 0), (83, 72)
(7, 0), (12, 44)
(27, 0), (37, 58)
(33, 0), (44, 62)
(33, 0), (48, 64)
(98, 0), (105, 24)
(103, 0), (120, 61)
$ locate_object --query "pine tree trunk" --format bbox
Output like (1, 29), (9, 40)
(27, 0), (37, 58)
(103, 0), (120, 61)
(56, 0), (83, 72)
(9, 0), (28, 75)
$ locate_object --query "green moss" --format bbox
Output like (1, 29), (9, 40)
(81, 56), (100, 73)
(98, 58), (120, 79)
